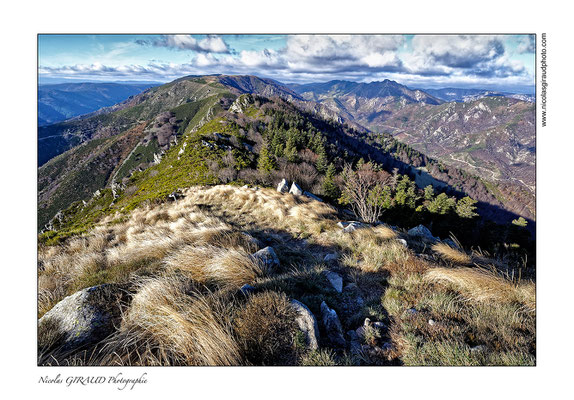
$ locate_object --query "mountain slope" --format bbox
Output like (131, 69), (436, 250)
(382, 97), (536, 194)
(38, 82), (157, 126)
(292, 79), (442, 104)
(289, 79), (535, 207)
(38, 75), (310, 228)
(422, 87), (535, 103)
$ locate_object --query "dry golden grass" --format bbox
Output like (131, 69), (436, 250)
(432, 243), (472, 265)
(424, 267), (535, 312)
(38, 184), (536, 366)
(38, 185), (339, 316)
(164, 245), (265, 289)
(96, 276), (242, 366)
(332, 225), (427, 274)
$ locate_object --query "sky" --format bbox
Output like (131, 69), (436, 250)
(38, 34), (535, 93)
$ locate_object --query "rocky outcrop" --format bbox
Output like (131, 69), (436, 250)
(303, 191), (323, 202)
(252, 246), (280, 271)
(323, 271), (343, 293)
(338, 221), (366, 233)
(38, 284), (131, 353)
(407, 224), (438, 241)
(320, 301), (346, 348)
(289, 182), (303, 196)
(290, 299), (320, 351)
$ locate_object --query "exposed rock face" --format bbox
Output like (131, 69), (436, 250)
(277, 178), (289, 193)
(407, 224), (437, 241)
(397, 238), (408, 247)
(290, 299), (320, 351)
(348, 330), (363, 354)
(240, 284), (256, 295)
(289, 182), (303, 196)
(303, 191), (323, 202)
(252, 246), (280, 271)
(320, 301), (346, 348)
(323, 253), (338, 262)
(342, 222), (365, 233)
(323, 271), (343, 293)
(38, 284), (131, 353)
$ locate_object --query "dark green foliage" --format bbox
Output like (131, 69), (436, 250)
(257, 141), (276, 173)
(456, 196), (479, 219)
(394, 175), (418, 209)
(322, 163), (340, 200)
(424, 185), (434, 201)
(426, 193), (456, 215)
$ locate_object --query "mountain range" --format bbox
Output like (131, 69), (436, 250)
(38, 82), (158, 126)
(38, 74), (535, 234)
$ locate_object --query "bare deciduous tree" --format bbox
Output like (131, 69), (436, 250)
(341, 162), (391, 223)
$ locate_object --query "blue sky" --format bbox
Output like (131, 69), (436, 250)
(39, 34), (535, 92)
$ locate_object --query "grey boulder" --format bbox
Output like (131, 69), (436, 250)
(320, 301), (346, 347)
(407, 224), (438, 241)
(323, 271), (343, 293)
(38, 284), (130, 353)
(303, 191), (323, 202)
(323, 253), (338, 262)
(252, 246), (280, 271)
(290, 299), (320, 351)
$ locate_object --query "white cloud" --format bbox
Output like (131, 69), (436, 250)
(142, 35), (230, 53)
(516, 35), (535, 54)
(41, 35), (534, 91)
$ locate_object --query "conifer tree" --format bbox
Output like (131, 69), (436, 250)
(424, 185), (434, 201)
(456, 196), (479, 218)
(257, 142), (276, 173)
(322, 163), (339, 199)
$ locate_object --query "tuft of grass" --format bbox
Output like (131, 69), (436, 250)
(301, 349), (339, 366)
(424, 267), (535, 311)
(432, 242), (472, 265)
(233, 291), (299, 365)
(164, 245), (265, 289)
(95, 276), (242, 366)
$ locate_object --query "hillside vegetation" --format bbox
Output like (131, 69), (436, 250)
(38, 74), (536, 366)
(38, 185), (535, 366)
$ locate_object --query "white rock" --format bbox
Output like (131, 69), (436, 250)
(407, 224), (437, 241)
(277, 178), (289, 193)
(289, 182), (303, 196)
(252, 246), (280, 271)
(320, 301), (346, 347)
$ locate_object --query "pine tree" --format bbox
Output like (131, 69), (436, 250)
(257, 142), (276, 173)
(322, 163), (339, 199)
(456, 196), (479, 218)
(511, 216), (528, 227)
(395, 175), (417, 208)
(424, 185), (434, 200)
(427, 192), (456, 214)
(316, 146), (328, 174)
(284, 134), (298, 163)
